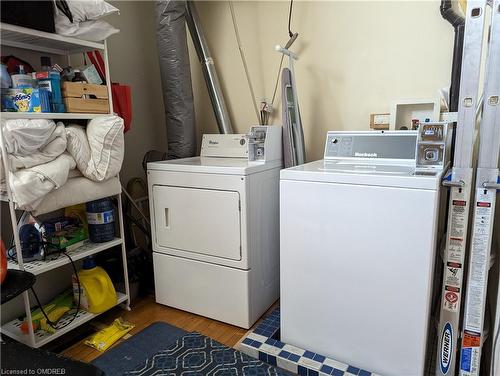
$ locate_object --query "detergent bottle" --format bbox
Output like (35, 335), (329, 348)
(72, 256), (117, 314)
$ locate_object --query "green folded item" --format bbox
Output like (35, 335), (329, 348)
(46, 226), (87, 250)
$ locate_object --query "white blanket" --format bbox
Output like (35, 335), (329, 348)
(1, 119), (74, 211)
(1, 116), (123, 211)
(1, 121), (67, 180)
(9, 123), (67, 171)
(3, 119), (58, 155)
(8, 152), (76, 211)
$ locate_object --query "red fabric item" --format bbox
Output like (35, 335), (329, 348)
(86, 50), (132, 132)
(95, 51), (106, 77)
(112, 83), (132, 133)
(85, 51), (105, 81)
(2, 55), (34, 75)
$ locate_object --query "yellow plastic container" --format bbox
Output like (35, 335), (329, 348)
(72, 257), (117, 314)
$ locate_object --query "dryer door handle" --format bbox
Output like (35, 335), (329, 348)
(165, 208), (170, 229)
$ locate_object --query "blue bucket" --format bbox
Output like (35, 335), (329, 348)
(86, 198), (115, 243)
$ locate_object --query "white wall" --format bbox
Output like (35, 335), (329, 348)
(106, 1), (166, 183)
(188, 0), (455, 161)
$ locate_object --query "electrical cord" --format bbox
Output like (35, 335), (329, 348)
(271, 54), (284, 108)
(7, 241), (45, 263)
(228, 1), (260, 124)
(271, 0), (295, 112)
(29, 251), (81, 331)
(288, 0), (294, 38)
(492, 319), (499, 375)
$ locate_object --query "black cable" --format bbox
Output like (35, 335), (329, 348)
(124, 211), (151, 238)
(492, 318), (500, 375)
(7, 240), (46, 262)
(272, 0), (294, 108)
(55, 0), (74, 23)
(271, 55), (285, 108)
(288, 0), (294, 38)
(29, 252), (80, 331)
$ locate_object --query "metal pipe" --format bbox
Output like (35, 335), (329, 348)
(185, 1), (234, 134)
(440, 0), (465, 165)
(449, 25), (465, 112)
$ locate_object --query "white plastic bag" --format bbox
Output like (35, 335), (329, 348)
(65, 0), (119, 22)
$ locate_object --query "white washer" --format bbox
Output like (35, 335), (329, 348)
(280, 130), (449, 375)
(148, 127), (282, 329)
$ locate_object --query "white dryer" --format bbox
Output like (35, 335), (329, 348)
(148, 126), (282, 328)
(280, 128), (451, 375)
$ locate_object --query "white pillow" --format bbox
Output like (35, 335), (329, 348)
(55, 12), (119, 42)
(66, 0), (119, 22)
(65, 124), (92, 176)
(66, 116), (124, 182)
(87, 115), (124, 181)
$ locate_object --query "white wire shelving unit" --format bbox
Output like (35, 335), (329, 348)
(1, 112), (108, 120)
(0, 22), (130, 348)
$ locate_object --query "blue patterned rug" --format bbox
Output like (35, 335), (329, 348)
(125, 332), (291, 376)
(93, 322), (187, 376)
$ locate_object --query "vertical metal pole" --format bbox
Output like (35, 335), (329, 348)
(436, 2), (488, 375)
(0, 122), (36, 347)
(103, 41), (114, 115)
(185, 1), (233, 134)
(117, 191), (131, 310)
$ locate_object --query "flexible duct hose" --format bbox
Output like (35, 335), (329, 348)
(155, 0), (197, 159)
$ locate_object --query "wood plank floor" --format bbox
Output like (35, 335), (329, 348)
(61, 295), (249, 363)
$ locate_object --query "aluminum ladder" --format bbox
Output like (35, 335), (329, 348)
(459, 0), (500, 374)
(436, 1), (488, 375)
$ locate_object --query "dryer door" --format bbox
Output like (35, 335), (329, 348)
(152, 185), (242, 261)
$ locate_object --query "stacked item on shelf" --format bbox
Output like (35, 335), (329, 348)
(0, 115), (124, 212)
(43, 216), (88, 254)
(1, 57), (64, 113)
(54, 0), (119, 42)
(1, 0), (119, 42)
(19, 254), (117, 336)
(1, 56), (109, 114)
(2, 196), (128, 347)
(7, 197), (116, 264)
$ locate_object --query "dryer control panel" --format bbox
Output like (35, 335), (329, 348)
(200, 126), (282, 162)
(201, 134), (248, 158)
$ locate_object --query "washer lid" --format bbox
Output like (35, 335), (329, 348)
(280, 159), (446, 190)
(148, 156), (281, 175)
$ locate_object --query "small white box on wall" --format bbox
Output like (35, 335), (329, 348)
(389, 97), (441, 130)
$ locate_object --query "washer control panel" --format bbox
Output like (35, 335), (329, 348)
(416, 122), (452, 168)
(324, 131), (418, 161)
